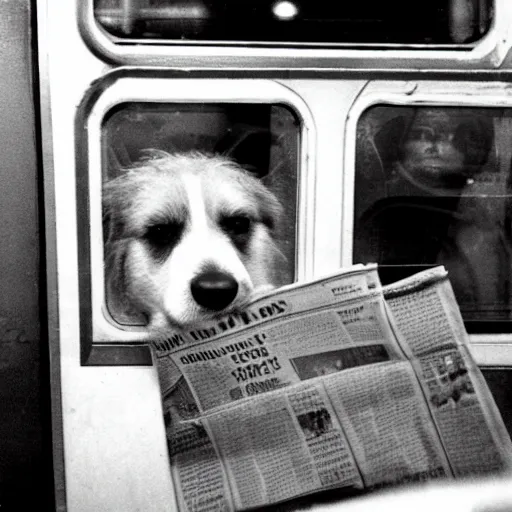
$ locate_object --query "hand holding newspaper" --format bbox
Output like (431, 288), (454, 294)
(149, 265), (512, 512)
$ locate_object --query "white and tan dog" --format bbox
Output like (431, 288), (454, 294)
(103, 150), (285, 330)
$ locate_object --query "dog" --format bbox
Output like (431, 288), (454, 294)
(103, 150), (286, 331)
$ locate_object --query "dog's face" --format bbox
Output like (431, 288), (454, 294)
(103, 151), (284, 330)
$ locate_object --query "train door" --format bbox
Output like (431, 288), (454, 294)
(0, 0), (54, 509)
(38, 0), (512, 510)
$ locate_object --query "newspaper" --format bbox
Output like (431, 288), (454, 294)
(150, 265), (512, 512)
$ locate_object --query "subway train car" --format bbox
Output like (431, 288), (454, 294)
(4, 0), (512, 509)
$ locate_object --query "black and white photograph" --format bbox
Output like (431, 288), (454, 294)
(3, 1), (512, 511)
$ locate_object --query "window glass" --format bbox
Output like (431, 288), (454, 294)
(102, 103), (299, 325)
(94, 0), (493, 45)
(353, 106), (512, 330)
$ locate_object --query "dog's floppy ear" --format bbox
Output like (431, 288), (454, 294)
(102, 185), (134, 320)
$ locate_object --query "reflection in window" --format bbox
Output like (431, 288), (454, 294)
(102, 103), (299, 325)
(353, 106), (512, 329)
(94, 0), (493, 45)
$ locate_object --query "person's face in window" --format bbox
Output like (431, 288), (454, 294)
(400, 109), (466, 190)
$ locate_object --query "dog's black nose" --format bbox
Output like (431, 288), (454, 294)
(191, 270), (239, 311)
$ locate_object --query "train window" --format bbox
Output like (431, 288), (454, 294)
(93, 0), (493, 45)
(353, 105), (512, 332)
(101, 102), (299, 326)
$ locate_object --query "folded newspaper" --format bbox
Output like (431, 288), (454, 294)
(150, 265), (512, 512)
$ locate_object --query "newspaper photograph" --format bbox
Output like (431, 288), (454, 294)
(150, 265), (512, 512)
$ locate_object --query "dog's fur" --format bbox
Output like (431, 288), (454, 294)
(103, 150), (285, 330)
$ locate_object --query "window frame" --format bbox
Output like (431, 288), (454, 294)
(76, 73), (316, 366)
(344, 80), (512, 366)
(78, 0), (512, 69)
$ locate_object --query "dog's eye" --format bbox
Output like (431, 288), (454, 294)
(220, 215), (252, 236)
(144, 222), (183, 248)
